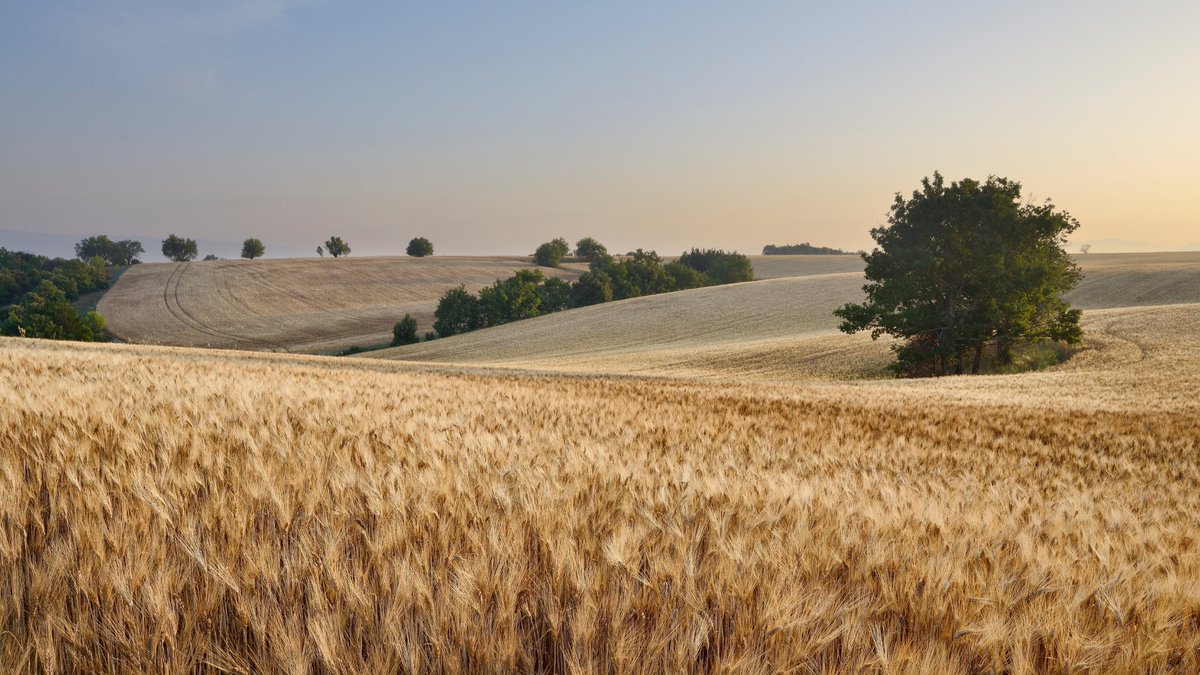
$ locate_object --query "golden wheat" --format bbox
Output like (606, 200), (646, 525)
(2, 323), (1198, 672)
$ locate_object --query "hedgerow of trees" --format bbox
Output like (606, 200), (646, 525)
(162, 235), (199, 262)
(432, 239), (754, 338)
(1, 248), (111, 342)
(835, 173), (1083, 376)
(406, 237), (434, 257)
(762, 242), (851, 255)
(74, 235), (144, 266)
(241, 238), (265, 259)
(324, 236), (351, 258)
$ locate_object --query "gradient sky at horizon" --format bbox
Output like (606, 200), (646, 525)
(2, 1), (1198, 258)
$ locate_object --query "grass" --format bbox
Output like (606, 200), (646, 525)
(2, 299), (1199, 671)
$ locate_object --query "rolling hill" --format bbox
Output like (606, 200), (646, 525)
(372, 252), (1200, 380)
(97, 256), (580, 353)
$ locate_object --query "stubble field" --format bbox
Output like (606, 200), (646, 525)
(97, 256), (580, 353)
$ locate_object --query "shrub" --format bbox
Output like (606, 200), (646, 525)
(533, 239), (569, 268)
(433, 286), (482, 337)
(406, 237), (434, 257)
(571, 271), (613, 307)
(678, 248), (754, 284)
(422, 331), (437, 342)
(664, 261), (707, 290)
(392, 314), (419, 346)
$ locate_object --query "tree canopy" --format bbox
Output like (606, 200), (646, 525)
(406, 237), (433, 257)
(835, 173), (1083, 376)
(241, 238), (265, 259)
(75, 236), (144, 266)
(1, 280), (105, 341)
(161, 235), (198, 262)
(533, 238), (570, 268)
(324, 236), (351, 258)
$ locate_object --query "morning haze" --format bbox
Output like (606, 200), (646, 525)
(2, 1), (1198, 258)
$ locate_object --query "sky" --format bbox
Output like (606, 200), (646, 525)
(2, 1), (1198, 259)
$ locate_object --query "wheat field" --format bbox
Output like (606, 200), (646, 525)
(97, 256), (580, 353)
(3, 291), (1200, 672)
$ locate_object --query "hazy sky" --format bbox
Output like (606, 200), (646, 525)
(2, 1), (1198, 258)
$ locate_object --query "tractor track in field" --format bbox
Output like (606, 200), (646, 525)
(162, 263), (277, 350)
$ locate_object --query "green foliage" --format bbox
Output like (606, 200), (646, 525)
(433, 286), (482, 337)
(678, 248), (754, 284)
(241, 238), (265, 259)
(406, 237), (434, 257)
(422, 331), (437, 342)
(391, 314), (419, 346)
(538, 277), (573, 313)
(571, 271), (613, 307)
(324, 236), (351, 258)
(479, 269), (545, 326)
(573, 237), (608, 262)
(835, 173), (1084, 377)
(762, 242), (850, 255)
(664, 261), (708, 290)
(533, 238), (570, 268)
(75, 235), (144, 265)
(1, 248), (110, 306)
(1, 280), (105, 341)
(161, 235), (199, 262)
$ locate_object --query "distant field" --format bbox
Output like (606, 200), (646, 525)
(373, 252), (1200, 380)
(98, 256), (578, 353)
(3, 299), (1198, 670)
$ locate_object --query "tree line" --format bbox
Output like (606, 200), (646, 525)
(762, 242), (853, 255)
(427, 238), (753, 338)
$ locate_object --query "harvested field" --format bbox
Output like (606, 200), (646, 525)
(97, 256), (578, 353)
(2, 307), (1198, 671)
(373, 252), (1200, 380)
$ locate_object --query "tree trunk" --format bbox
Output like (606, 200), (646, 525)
(971, 341), (984, 374)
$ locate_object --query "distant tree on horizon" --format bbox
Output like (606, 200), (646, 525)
(161, 235), (198, 262)
(762, 242), (851, 255)
(406, 237), (433, 257)
(574, 237), (608, 263)
(75, 235), (144, 266)
(324, 236), (350, 258)
(241, 238), (265, 259)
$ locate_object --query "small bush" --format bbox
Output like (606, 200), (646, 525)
(392, 314), (419, 346)
(406, 237), (433, 257)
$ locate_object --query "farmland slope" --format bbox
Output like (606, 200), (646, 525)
(98, 256), (579, 353)
(374, 252), (1200, 380)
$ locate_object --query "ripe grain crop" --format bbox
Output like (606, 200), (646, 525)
(2, 321), (1198, 672)
(98, 256), (580, 353)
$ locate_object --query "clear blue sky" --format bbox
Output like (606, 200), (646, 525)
(2, 1), (1198, 258)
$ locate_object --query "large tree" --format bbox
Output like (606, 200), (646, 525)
(161, 235), (198, 262)
(835, 173), (1083, 376)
